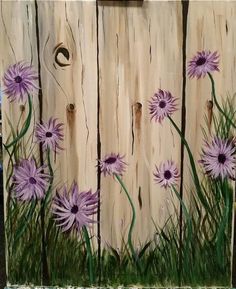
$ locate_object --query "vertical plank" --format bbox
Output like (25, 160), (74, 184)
(98, 1), (183, 248)
(36, 0), (98, 201)
(0, 0), (38, 279)
(185, 1), (236, 283)
(0, 1), (39, 168)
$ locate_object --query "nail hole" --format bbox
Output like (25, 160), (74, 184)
(67, 103), (75, 112)
(135, 102), (142, 110)
(19, 105), (25, 112)
(207, 100), (213, 110)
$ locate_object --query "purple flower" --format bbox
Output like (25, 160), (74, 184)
(3, 61), (38, 102)
(149, 89), (178, 123)
(52, 182), (99, 233)
(35, 118), (64, 153)
(154, 160), (180, 189)
(12, 159), (49, 201)
(187, 50), (219, 79)
(99, 153), (127, 176)
(199, 137), (236, 179)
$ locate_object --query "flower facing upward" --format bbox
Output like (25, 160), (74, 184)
(35, 118), (64, 153)
(149, 89), (178, 123)
(154, 160), (180, 189)
(199, 137), (236, 179)
(187, 50), (219, 79)
(3, 61), (38, 102)
(52, 182), (99, 233)
(99, 153), (127, 176)
(12, 159), (49, 201)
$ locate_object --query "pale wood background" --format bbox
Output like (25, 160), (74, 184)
(0, 0), (235, 267)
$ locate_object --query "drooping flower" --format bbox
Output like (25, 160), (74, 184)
(154, 160), (180, 189)
(199, 137), (236, 179)
(12, 159), (49, 201)
(52, 182), (99, 233)
(98, 153), (127, 176)
(187, 50), (219, 79)
(3, 61), (38, 102)
(35, 117), (64, 153)
(149, 89), (178, 123)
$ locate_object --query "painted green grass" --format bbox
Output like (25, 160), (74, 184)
(5, 94), (235, 287)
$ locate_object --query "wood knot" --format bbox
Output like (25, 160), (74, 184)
(19, 104), (25, 112)
(206, 100), (213, 110)
(67, 103), (75, 112)
(54, 43), (71, 67)
(134, 102), (142, 112)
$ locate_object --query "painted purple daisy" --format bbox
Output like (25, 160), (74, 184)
(99, 153), (127, 176)
(12, 159), (49, 201)
(149, 89), (178, 123)
(199, 137), (236, 179)
(35, 118), (64, 153)
(187, 50), (219, 79)
(52, 182), (99, 233)
(154, 160), (180, 189)
(3, 61), (38, 102)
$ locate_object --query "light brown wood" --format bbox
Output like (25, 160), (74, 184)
(0, 0), (235, 278)
(185, 0), (236, 279)
(98, 1), (183, 247)
(0, 0), (39, 277)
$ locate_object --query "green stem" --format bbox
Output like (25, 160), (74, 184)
(4, 94), (33, 149)
(168, 116), (210, 211)
(207, 72), (236, 129)
(82, 226), (94, 284)
(114, 174), (142, 273)
(42, 148), (54, 207)
(171, 185), (192, 284)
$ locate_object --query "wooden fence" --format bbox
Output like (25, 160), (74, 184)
(0, 0), (236, 283)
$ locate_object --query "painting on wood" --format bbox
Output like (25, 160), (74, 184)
(0, 0), (235, 288)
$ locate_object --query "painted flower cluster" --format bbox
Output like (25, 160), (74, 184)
(2, 49), (235, 285)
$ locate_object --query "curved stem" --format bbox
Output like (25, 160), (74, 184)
(82, 226), (94, 284)
(114, 174), (142, 273)
(4, 94), (33, 149)
(172, 186), (192, 243)
(207, 72), (236, 129)
(168, 116), (210, 211)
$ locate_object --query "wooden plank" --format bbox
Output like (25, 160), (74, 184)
(185, 1), (236, 283)
(98, 1), (183, 247)
(0, 0), (39, 165)
(0, 0), (39, 279)
(36, 0), (98, 208)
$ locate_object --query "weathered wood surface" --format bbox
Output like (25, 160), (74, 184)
(0, 0), (39, 278)
(0, 0), (235, 279)
(98, 0), (183, 247)
(185, 2), (236, 274)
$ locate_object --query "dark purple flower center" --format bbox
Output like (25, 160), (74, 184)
(196, 57), (206, 66)
(71, 205), (79, 214)
(218, 153), (226, 164)
(29, 177), (37, 184)
(14, 76), (23, 83)
(164, 170), (172, 180)
(159, 100), (166, 109)
(105, 157), (117, 164)
(46, 131), (53, 138)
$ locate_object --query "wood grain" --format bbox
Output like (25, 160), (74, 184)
(0, 1), (235, 283)
(185, 0), (236, 279)
(0, 0), (39, 277)
(98, 1), (183, 247)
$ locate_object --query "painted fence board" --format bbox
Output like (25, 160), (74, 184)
(98, 0), (183, 248)
(0, 0), (235, 287)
